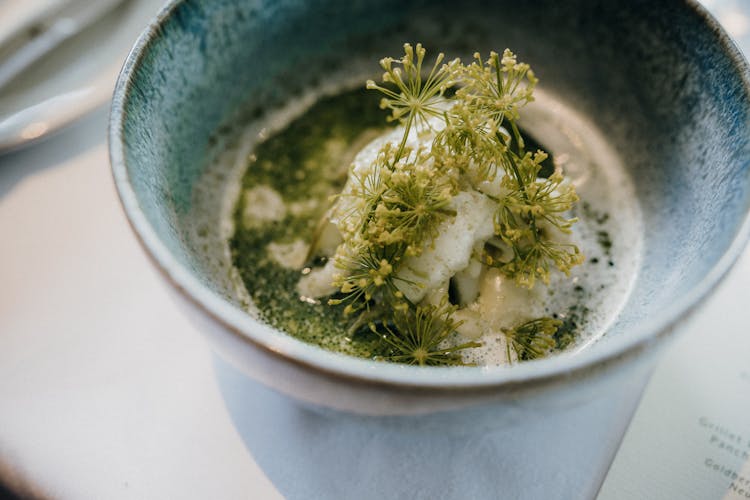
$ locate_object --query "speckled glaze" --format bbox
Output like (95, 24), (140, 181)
(110, 1), (750, 496)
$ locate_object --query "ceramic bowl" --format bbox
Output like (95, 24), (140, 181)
(110, 1), (750, 495)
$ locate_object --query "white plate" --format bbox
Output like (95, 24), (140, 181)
(0, 0), (164, 153)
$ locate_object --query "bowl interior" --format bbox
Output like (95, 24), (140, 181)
(113, 0), (750, 375)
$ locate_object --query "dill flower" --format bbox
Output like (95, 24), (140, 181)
(503, 317), (562, 361)
(432, 103), (503, 183)
(370, 301), (481, 366)
(328, 242), (411, 314)
(491, 152), (583, 287)
(499, 239), (584, 287)
(457, 49), (538, 128)
(366, 43), (460, 159)
(376, 151), (458, 256)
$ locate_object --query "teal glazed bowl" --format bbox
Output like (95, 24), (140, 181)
(110, 1), (750, 497)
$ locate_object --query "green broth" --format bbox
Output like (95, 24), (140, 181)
(230, 89), (392, 357)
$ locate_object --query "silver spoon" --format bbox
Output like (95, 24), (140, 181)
(0, 0), (127, 91)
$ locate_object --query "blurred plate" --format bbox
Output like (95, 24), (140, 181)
(0, 0), (163, 153)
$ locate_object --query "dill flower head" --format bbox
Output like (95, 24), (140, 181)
(366, 43), (460, 132)
(370, 300), (481, 366)
(503, 317), (562, 361)
(457, 49), (538, 128)
(328, 241), (410, 314)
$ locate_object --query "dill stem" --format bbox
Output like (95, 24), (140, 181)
(505, 148), (540, 241)
(510, 121), (525, 153)
(494, 53), (503, 94)
(506, 154), (527, 200)
(393, 114), (413, 164)
(506, 342), (512, 364)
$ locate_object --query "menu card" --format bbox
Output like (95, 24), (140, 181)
(599, 248), (750, 499)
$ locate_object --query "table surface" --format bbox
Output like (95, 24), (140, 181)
(1, 1), (749, 499)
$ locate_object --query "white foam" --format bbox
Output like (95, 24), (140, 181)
(515, 89), (644, 355)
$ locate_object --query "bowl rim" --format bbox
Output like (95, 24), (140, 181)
(109, 0), (750, 390)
